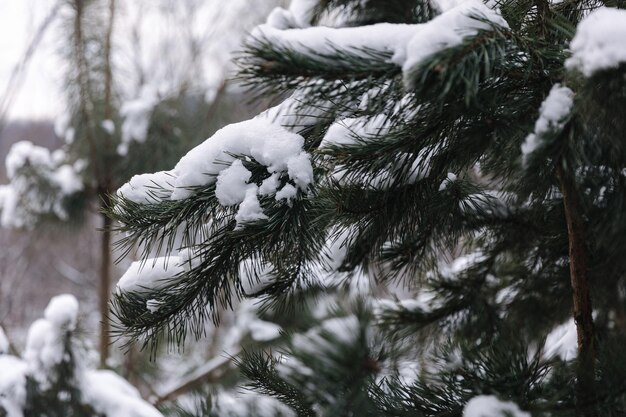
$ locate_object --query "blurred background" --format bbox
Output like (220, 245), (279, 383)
(0, 0), (288, 411)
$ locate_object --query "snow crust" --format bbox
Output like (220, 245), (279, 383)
(566, 8), (626, 77)
(402, 0), (509, 87)
(521, 85), (574, 157)
(463, 395), (530, 417)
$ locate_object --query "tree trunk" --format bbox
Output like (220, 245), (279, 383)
(99, 202), (112, 368)
(98, 0), (116, 369)
(556, 163), (597, 417)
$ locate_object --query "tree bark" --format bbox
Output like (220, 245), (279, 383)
(98, 0), (116, 369)
(556, 163), (597, 417)
(99, 204), (112, 368)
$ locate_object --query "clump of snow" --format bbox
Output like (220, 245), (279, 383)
(402, 0), (509, 88)
(117, 171), (176, 204)
(101, 119), (115, 135)
(289, 0), (318, 27)
(54, 112), (75, 145)
(116, 256), (184, 294)
(118, 88), (159, 155)
(543, 318), (577, 361)
(0, 355), (27, 415)
(234, 186), (268, 225)
(463, 395), (530, 417)
(521, 85), (574, 158)
(44, 294), (79, 331)
(439, 172), (458, 191)
(0, 141), (84, 229)
(171, 118), (310, 200)
(566, 8), (626, 77)
(117, 117), (313, 226)
(216, 160), (254, 206)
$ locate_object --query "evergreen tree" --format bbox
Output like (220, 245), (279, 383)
(111, 0), (626, 416)
(0, 294), (162, 417)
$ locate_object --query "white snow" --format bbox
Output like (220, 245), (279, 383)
(439, 172), (458, 191)
(251, 22), (419, 65)
(146, 299), (162, 313)
(296, 315), (360, 355)
(402, 0), (509, 87)
(259, 91), (329, 132)
(522, 85), (574, 157)
(0, 326), (9, 354)
(463, 395), (530, 417)
(248, 320), (282, 342)
(24, 295), (80, 388)
(44, 294), (79, 331)
(289, 0), (318, 27)
(117, 117), (313, 226)
(216, 160), (254, 206)
(116, 256), (184, 294)
(0, 295), (163, 417)
(5, 141), (50, 178)
(566, 7), (626, 77)
(117, 171), (176, 204)
(0, 355), (27, 417)
(235, 186), (268, 225)
(82, 370), (163, 417)
(118, 88), (159, 155)
(321, 114), (392, 148)
(0, 141), (83, 228)
(442, 252), (487, 279)
(275, 183), (298, 201)
(543, 318), (578, 361)
(171, 118), (310, 200)
(102, 119), (115, 135)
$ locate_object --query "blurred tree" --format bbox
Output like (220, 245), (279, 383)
(0, 294), (162, 417)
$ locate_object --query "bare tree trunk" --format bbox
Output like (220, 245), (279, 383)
(98, 0), (116, 369)
(556, 163), (597, 417)
(99, 204), (112, 368)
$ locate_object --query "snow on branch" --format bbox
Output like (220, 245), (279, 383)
(0, 141), (84, 229)
(566, 7), (626, 77)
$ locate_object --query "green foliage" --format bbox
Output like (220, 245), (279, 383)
(109, 0), (626, 415)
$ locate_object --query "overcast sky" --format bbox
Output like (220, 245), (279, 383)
(0, 0), (281, 122)
(0, 0), (63, 120)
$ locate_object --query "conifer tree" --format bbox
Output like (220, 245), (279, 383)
(111, 0), (626, 415)
(0, 294), (162, 417)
